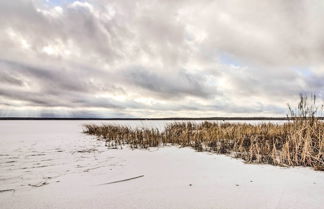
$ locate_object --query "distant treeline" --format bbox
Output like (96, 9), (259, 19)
(0, 117), (324, 120)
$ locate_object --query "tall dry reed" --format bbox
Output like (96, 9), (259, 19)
(83, 95), (324, 170)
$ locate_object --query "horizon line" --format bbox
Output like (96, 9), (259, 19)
(1, 116), (324, 120)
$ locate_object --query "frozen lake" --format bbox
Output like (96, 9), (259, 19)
(0, 120), (323, 209)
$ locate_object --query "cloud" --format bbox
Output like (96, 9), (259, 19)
(0, 0), (323, 117)
(119, 66), (212, 99)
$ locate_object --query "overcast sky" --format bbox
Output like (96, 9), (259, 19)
(0, 0), (323, 118)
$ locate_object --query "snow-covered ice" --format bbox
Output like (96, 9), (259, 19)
(0, 120), (323, 209)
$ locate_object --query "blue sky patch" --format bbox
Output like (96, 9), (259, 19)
(293, 67), (313, 77)
(218, 53), (242, 67)
(45, 0), (85, 6)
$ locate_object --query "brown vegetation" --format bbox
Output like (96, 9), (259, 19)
(83, 95), (324, 170)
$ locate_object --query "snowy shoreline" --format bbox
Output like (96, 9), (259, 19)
(0, 121), (323, 209)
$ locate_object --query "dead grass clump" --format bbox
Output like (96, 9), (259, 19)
(83, 95), (324, 170)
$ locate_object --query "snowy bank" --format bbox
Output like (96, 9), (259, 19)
(0, 121), (323, 209)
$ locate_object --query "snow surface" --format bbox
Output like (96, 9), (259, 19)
(0, 120), (323, 209)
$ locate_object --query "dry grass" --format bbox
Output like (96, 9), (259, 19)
(83, 95), (324, 170)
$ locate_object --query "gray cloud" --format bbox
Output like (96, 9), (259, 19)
(119, 66), (212, 99)
(0, 0), (323, 117)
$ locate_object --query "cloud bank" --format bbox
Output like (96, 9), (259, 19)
(0, 0), (324, 117)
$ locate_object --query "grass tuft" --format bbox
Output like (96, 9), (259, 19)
(83, 95), (324, 170)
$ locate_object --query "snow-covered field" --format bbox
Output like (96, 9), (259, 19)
(0, 120), (323, 209)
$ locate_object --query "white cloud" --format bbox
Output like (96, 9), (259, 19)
(0, 0), (323, 117)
